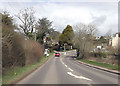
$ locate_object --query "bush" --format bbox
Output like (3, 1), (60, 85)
(2, 12), (44, 73)
(48, 47), (53, 52)
(100, 52), (107, 58)
(2, 24), (25, 68)
(52, 44), (60, 51)
(2, 24), (44, 69)
(65, 45), (71, 50)
(94, 52), (107, 58)
(23, 39), (44, 65)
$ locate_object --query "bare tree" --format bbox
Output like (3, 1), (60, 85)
(105, 29), (113, 39)
(87, 24), (98, 35)
(16, 8), (35, 38)
(73, 23), (97, 58)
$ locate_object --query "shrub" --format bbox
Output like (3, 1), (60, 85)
(2, 24), (25, 68)
(94, 52), (107, 58)
(2, 24), (44, 69)
(2, 12), (44, 73)
(23, 39), (44, 65)
(52, 44), (60, 51)
(65, 45), (71, 50)
(77, 57), (81, 60)
(100, 52), (107, 58)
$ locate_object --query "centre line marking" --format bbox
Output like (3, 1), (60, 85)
(65, 65), (68, 67)
(67, 72), (92, 81)
(60, 59), (73, 72)
(68, 68), (74, 72)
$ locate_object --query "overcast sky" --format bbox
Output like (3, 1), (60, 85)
(0, 0), (119, 36)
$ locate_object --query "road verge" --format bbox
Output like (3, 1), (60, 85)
(2, 52), (54, 84)
(75, 58), (120, 75)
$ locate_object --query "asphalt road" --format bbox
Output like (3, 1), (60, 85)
(17, 50), (119, 85)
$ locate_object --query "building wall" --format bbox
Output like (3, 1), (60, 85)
(112, 34), (120, 48)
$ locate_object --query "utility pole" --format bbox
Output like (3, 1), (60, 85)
(64, 43), (65, 51)
(35, 24), (36, 41)
(64, 43), (66, 55)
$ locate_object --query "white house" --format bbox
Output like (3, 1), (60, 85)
(109, 33), (120, 48)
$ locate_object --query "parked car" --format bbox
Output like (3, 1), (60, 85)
(55, 53), (60, 57)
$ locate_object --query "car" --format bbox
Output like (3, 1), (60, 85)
(55, 53), (60, 57)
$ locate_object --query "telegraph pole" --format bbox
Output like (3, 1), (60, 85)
(64, 43), (66, 55)
(64, 43), (65, 52)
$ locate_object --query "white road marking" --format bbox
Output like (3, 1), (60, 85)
(62, 62), (65, 65)
(68, 68), (74, 72)
(60, 53), (92, 82)
(60, 58), (73, 72)
(60, 60), (65, 65)
(65, 65), (68, 68)
(67, 72), (92, 81)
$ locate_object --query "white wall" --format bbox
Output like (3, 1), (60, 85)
(112, 34), (120, 48)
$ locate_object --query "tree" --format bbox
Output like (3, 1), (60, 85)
(59, 25), (74, 45)
(2, 12), (25, 68)
(100, 36), (104, 39)
(36, 18), (53, 44)
(73, 23), (97, 59)
(1, 11), (13, 27)
(50, 31), (60, 41)
(87, 24), (97, 35)
(105, 29), (113, 40)
(17, 8), (35, 38)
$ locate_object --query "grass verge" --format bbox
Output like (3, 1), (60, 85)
(77, 58), (120, 71)
(2, 52), (54, 84)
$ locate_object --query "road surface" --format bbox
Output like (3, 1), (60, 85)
(17, 50), (119, 85)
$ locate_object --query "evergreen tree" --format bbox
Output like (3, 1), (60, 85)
(59, 25), (74, 45)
